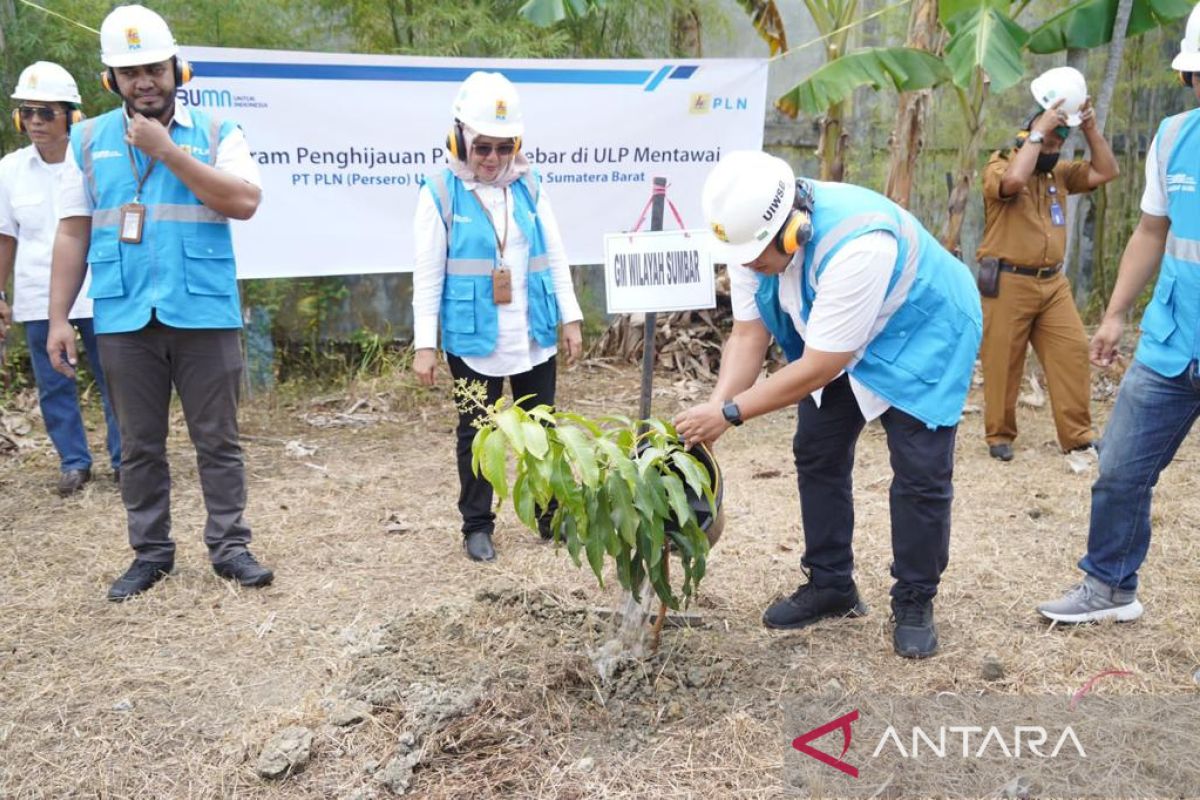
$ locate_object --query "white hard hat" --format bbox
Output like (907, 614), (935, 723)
(100, 4), (179, 68)
(1172, 3), (1200, 72)
(702, 151), (796, 265)
(1030, 66), (1088, 127)
(11, 61), (81, 104)
(452, 71), (524, 138)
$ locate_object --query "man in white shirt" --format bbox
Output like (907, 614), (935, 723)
(0, 61), (120, 496)
(675, 152), (981, 659)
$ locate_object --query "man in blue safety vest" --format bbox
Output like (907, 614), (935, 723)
(675, 151), (982, 659)
(47, 4), (273, 601)
(1038, 1), (1200, 624)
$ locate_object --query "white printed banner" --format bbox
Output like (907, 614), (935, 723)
(603, 230), (715, 314)
(178, 46), (768, 279)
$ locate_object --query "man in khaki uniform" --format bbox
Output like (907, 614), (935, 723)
(976, 77), (1119, 465)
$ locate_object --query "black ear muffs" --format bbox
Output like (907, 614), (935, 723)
(1181, 71), (1195, 87)
(774, 181), (815, 256)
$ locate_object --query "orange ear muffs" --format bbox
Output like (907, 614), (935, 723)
(174, 57), (192, 86)
(513, 136), (522, 154)
(101, 68), (118, 95)
(11, 105), (83, 133)
(69, 108), (83, 126)
(774, 209), (812, 255)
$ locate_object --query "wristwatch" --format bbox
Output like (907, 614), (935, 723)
(1027, 130), (1045, 144)
(721, 399), (743, 427)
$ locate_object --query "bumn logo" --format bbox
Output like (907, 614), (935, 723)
(176, 87), (233, 108)
(792, 709), (859, 778)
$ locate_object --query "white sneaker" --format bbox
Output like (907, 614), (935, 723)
(1037, 575), (1143, 623)
(1065, 445), (1097, 474)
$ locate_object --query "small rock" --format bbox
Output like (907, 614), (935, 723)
(573, 756), (595, 774)
(112, 698), (134, 712)
(981, 654), (1005, 682)
(256, 726), (314, 779)
(396, 731), (416, 752)
(375, 751), (420, 795)
(1193, 667), (1200, 685)
(328, 700), (371, 727)
(1000, 775), (1032, 799)
(1026, 508), (1042, 520)
(822, 678), (844, 697)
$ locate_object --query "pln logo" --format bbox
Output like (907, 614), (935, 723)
(177, 87), (233, 108)
(689, 93), (750, 114)
(125, 27), (142, 50)
(495, 99), (508, 121)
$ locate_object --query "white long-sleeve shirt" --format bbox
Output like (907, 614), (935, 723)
(730, 231), (898, 421)
(412, 178), (583, 377)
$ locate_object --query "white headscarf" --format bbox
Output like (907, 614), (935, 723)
(447, 122), (532, 188)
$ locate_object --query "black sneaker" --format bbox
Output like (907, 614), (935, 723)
(988, 443), (1014, 462)
(107, 559), (173, 602)
(463, 530), (496, 562)
(891, 598), (938, 659)
(213, 551), (275, 587)
(762, 579), (868, 630)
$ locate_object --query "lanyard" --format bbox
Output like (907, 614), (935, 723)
(470, 187), (508, 260)
(125, 142), (157, 203)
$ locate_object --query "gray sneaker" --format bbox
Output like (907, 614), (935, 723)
(1037, 575), (1143, 623)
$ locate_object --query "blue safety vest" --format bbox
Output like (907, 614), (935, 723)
(754, 181), (982, 429)
(69, 107), (243, 334)
(424, 168), (559, 357)
(1135, 109), (1200, 377)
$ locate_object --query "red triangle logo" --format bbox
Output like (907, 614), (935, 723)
(791, 709), (859, 778)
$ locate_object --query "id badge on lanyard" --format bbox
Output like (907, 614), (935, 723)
(121, 138), (157, 244)
(1048, 184), (1066, 227)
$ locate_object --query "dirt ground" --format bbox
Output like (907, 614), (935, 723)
(1, 359), (1198, 799)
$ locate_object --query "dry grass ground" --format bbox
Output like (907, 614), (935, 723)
(1, 361), (1198, 799)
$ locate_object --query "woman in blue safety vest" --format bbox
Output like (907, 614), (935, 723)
(411, 71), (584, 563)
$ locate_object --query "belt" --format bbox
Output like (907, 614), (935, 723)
(999, 260), (1062, 279)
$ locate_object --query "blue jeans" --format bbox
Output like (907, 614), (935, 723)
(24, 318), (121, 472)
(1080, 359), (1200, 591)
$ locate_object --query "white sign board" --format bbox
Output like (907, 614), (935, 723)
(603, 230), (715, 314)
(177, 46), (768, 279)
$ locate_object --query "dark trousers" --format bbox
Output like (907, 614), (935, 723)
(794, 374), (956, 603)
(447, 355), (557, 536)
(97, 326), (251, 564)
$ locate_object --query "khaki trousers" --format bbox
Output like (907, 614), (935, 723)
(980, 271), (1093, 451)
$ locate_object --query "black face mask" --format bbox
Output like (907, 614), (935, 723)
(1036, 152), (1060, 174)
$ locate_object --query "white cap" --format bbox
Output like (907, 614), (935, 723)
(452, 71), (524, 138)
(11, 61), (81, 104)
(100, 5), (179, 68)
(1172, 3), (1200, 72)
(1030, 66), (1088, 127)
(701, 151), (796, 265)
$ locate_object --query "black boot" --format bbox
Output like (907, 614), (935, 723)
(762, 577), (868, 630)
(213, 551), (275, 587)
(107, 559), (173, 601)
(463, 530), (496, 562)
(891, 597), (938, 659)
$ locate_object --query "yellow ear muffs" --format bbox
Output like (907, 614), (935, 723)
(10, 105), (81, 132)
(513, 136), (522, 154)
(446, 122), (467, 161)
(69, 108), (83, 126)
(11, 108), (23, 134)
(101, 68), (119, 95)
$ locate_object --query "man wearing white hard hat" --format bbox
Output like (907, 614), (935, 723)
(1, 62), (121, 496)
(976, 66), (1119, 468)
(411, 71), (584, 562)
(674, 152), (981, 659)
(47, 5), (272, 600)
(1038, 2), (1200, 624)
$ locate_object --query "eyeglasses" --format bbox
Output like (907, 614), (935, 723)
(472, 142), (516, 157)
(17, 105), (62, 123)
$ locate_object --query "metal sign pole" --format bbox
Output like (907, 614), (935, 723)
(638, 176), (667, 421)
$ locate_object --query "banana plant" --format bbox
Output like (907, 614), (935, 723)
(1026, 0), (1192, 53)
(519, 0), (607, 26)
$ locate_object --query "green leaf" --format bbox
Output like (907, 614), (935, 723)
(557, 412), (604, 437)
(661, 473), (695, 529)
(495, 408), (526, 454)
(557, 426), (600, 487)
(471, 427), (491, 478)
(939, 0), (1009, 30)
(480, 428), (510, 500)
(513, 471), (537, 530)
(521, 421), (549, 459)
(943, 5), (1029, 93)
(1027, 0), (1193, 54)
(776, 47), (951, 118)
(671, 451), (715, 509)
